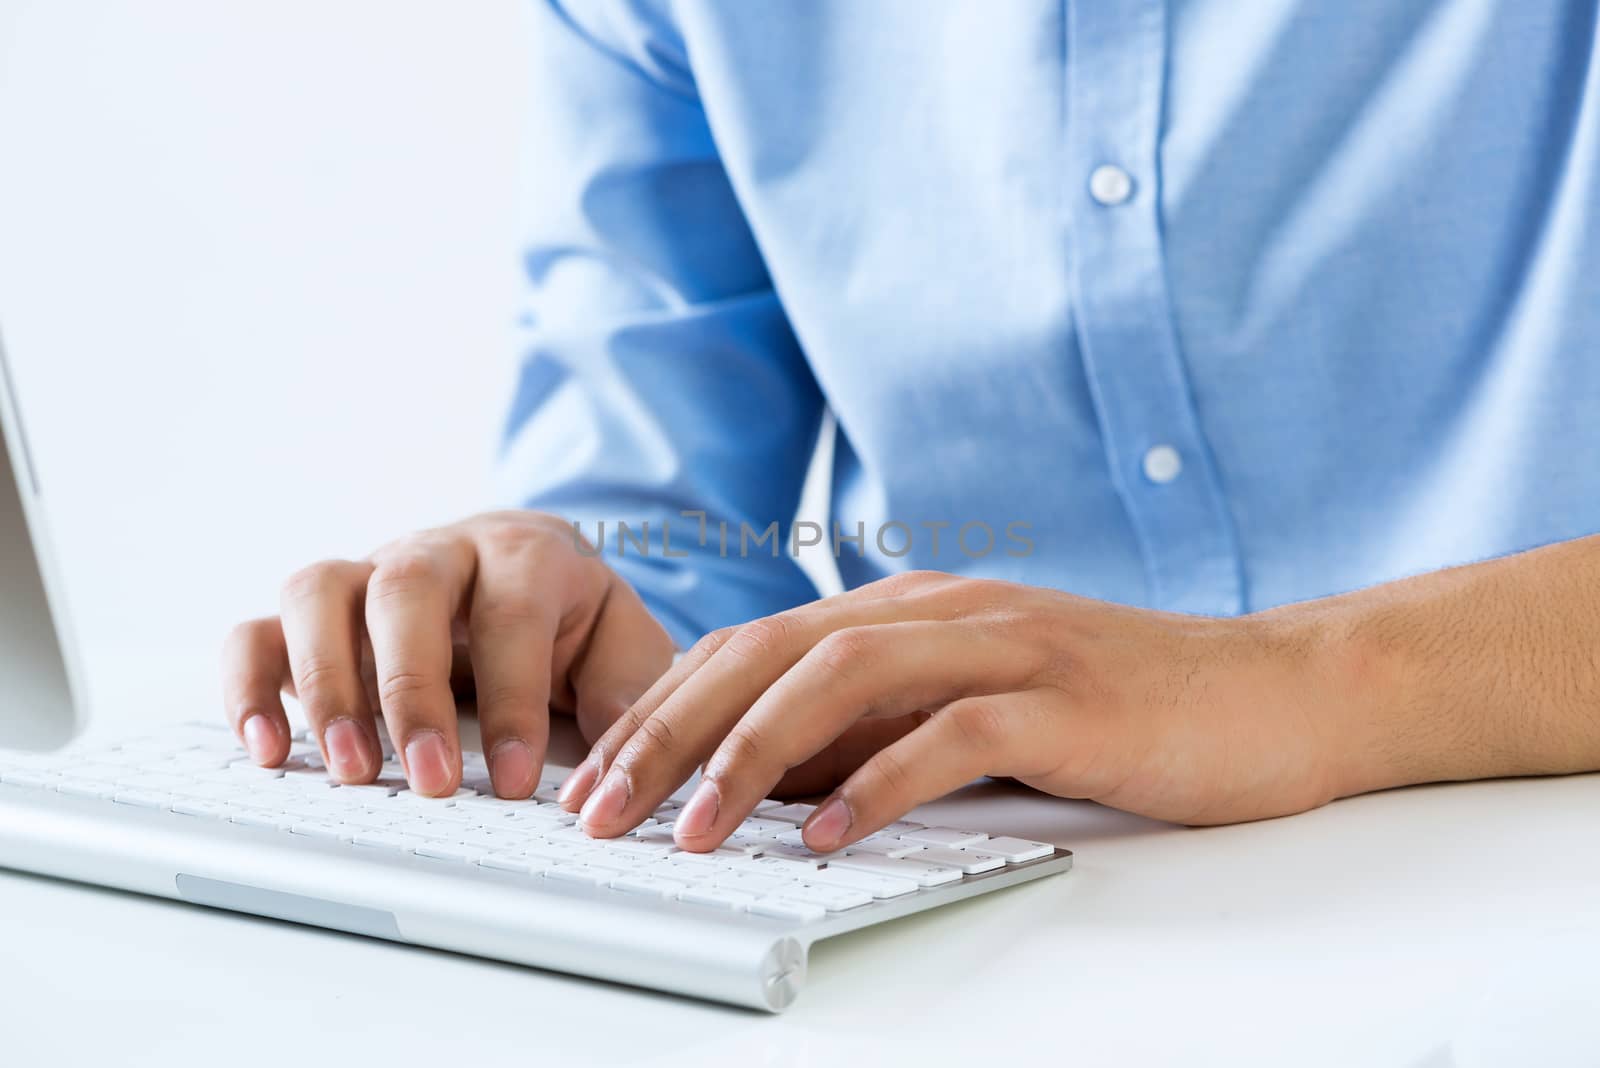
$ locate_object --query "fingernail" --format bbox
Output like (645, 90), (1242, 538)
(242, 714), (278, 765)
(804, 797), (853, 852)
(323, 718), (371, 782)
(405, 730), (453, 797)
(557, 755), (600, 809)
(580, 767), (629, 831)
(673, 779), (721, 841)
(489, 738), (535, 799)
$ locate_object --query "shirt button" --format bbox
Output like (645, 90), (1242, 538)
(1142, 445), (1183, 484)
(1089, 164), (1135, 206)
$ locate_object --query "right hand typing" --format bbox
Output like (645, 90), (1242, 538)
(220, 511), (676, 799)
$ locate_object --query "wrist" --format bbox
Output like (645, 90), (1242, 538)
(1251, 595), (1404, 804)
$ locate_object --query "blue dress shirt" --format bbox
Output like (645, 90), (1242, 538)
(501, 0), (1600, 648)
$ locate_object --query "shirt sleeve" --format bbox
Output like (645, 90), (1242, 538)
(497, 0), (826, 648)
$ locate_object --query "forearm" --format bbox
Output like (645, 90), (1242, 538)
(1281, 534), (1600, 799)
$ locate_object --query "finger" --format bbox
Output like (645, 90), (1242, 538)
(221, 617), (293, 766)
(560, 618), (728, 809)
(554, 575), (676, 806)
(565, 572), (961, 813)
(364, 537), (475, 797)
(673, 621), (1025, 849)
(579, 596), (945, 837)
(467, 537), (560, 800)
(801, 690), (1045, 852)
(768, 716), (924, 798)
(574, 610), (826, 834)
(279, 559), (382, 783)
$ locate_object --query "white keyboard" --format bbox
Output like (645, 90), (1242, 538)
(0, 721), (1072, 1010)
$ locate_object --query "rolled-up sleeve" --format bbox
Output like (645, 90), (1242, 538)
(498, 0), (825, 648)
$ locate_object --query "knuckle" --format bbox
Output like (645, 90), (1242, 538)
(809, 627), (876, 681)
(290, 656), (350, 714)
(377, 670), (435, 710)
(366, 552), (440, 603)
(945, 699), (1007, 751)
(723, 614), (799, 662)
(716, 724), (768, 770)
(469, 597), (542, 638)
(634, 714), (679, 755)
(474, 517), (541, 559)
(869, 569), (945, 597)
(280, 560), (350, 604)
(689, 626), (736, 663)
(865, 747), (914, 798)
(476, 681), (541, 715)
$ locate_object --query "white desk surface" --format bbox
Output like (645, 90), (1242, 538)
(3, 649), (1597, 1067)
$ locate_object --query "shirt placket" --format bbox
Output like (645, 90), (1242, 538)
(1065, 0), (1245, 615)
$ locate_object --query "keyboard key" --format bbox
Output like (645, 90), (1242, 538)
(230, 808), (295, 831)
(659, 850), (735, 873)
(171, 799), (237, 819)
(290, 821), (352, 842)
(55, 778), (119, 800)
(830, 852), (963, 887)
(114, 772), (193, 792)
(807, 866), (917, 899)
(453, 795), (534, 815)
(877, 820), (926, 837)
(224, 761), (294, 781)
(976, 836), (1056, 863)
(522, 840), (594, 863)
(609, 874), (689, 898)
(785, 882), (873, 911)
(760, 803), (817, 826)
(0, 769), (60, 788)
(747, 896), (826, 923)
(278, 768), (339, 790)
(353, 831), (426, 852)
(509, 804), (577, 827)
(911, 845), (1006, 874)
(721, 833), (774, 856)
(414, 842), (486, 863)
(842, 834), (929, 859)
(601, 837), (676, 858)
(478, 852), (551, 874)
(739, 855), (819, 878)
(678, 886), (759, 910)
(393, 789), (477, 808)
(759, 844), (839, 866)
(458, 829), (538, 851)
(112, 789), (174, 810)
(168, 749), (239, 769)
(734, 817), (794, 836)
(337, 782), (403, 799)
(712, 871), (793, 896)
(898, 827), (988, 849)
(545, 862), (626, 887)
(588, 847), (662, 871)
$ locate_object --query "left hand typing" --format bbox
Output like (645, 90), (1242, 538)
(558, 570), (1349, 852)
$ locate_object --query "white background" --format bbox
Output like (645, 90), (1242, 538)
(0, 0), (524, 706)
(1, 0), (843, 725)
(3, 6), (1599, 1065)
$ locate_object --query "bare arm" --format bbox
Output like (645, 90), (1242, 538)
(557, 535), (1600, 848)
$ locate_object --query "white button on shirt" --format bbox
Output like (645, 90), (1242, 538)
(1142, 445), (1183, 484)
(1088, 164), (1134, 206)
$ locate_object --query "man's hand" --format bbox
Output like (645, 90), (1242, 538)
(561, 570), (1349, 852)
(221, 511), (675, 799)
